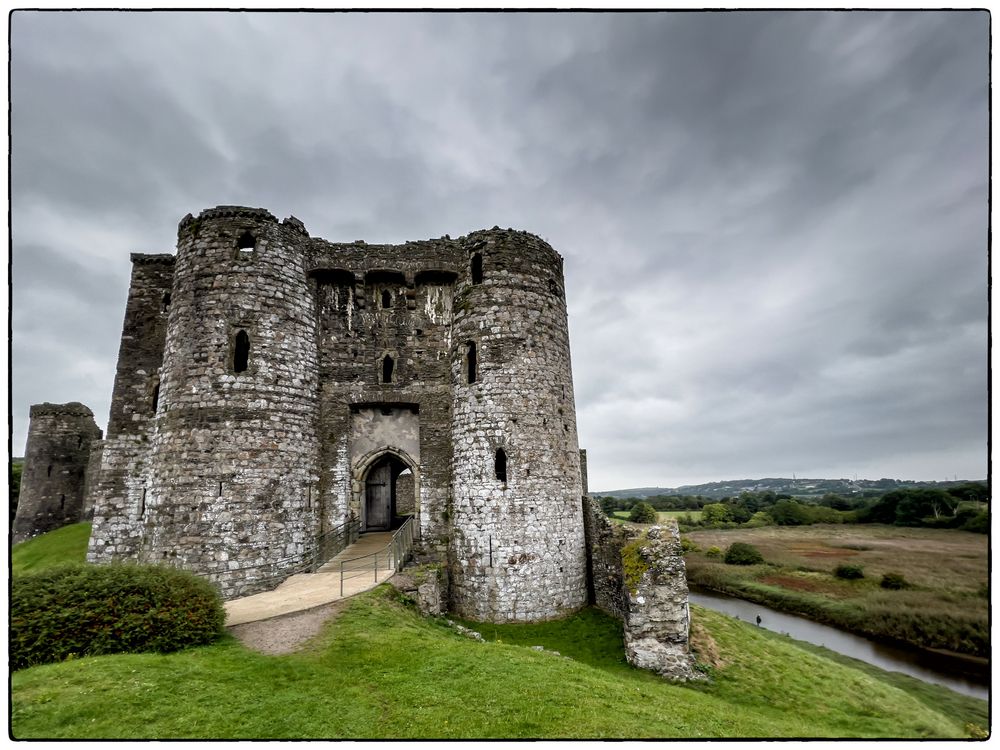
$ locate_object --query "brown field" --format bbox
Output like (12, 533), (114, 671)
(685, 524), (987, 593)
(683, 524), (988, 656)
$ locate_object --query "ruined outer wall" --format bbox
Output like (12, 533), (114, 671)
(583, 497), (697, 680)
(87, 255), (174, 561)
(136, 207), (321, 598)
(449, 229), (587, 622)
(583, 495), (629, 620)
(14, 403), (102, 543)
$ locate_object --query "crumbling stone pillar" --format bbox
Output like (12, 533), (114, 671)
(583, 496), (698, 680)
(621, 526), (699, 680)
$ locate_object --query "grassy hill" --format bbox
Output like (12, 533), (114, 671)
(12, 522), (92, 576)
(10, 526), (987, 739)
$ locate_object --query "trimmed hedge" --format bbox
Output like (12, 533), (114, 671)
(11, 563), (225, 670)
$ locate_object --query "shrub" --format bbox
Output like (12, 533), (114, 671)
(834, 563), (865, 580)
(11, 563), (225, 670)
(744, 511), (774, 528)
(724, 542), (764, 566)
(880, 572), (908, 590)
(960, 510), (989, 534)
(628, 502), (657, 524)
(705, 546), (723, 558)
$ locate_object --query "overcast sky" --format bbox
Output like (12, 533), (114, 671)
(10, 10), (989, 491)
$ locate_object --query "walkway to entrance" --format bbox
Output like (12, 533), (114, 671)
(224, 532), (396, 626)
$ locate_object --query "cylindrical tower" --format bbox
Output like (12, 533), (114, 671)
(449, 229), (587, 622)
(14, 402), (102, 544)
(143, 206), (320, 598)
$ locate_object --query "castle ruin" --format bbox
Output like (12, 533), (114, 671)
(15, 205), (695, 675)
(72, 205), (587, 622)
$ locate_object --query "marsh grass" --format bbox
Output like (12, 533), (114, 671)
(684, 525), (988, 656)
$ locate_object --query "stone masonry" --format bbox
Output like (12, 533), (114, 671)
(583, 496), (698, 680)
(13, 403), (102, 544)
(83, 206), (587, 621)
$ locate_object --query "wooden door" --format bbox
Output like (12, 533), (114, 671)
(365, 460), (392, 530)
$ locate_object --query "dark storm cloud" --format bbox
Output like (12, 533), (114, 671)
(9, 10), (988, 489)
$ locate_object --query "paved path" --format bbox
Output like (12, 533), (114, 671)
(224, 532), (397, 626)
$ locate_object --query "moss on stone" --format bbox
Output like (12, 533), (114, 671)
(621, 537), (650, 595)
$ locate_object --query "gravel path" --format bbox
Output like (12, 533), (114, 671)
(226, 599), (350, 655)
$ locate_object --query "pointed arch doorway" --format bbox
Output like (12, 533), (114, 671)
(362, 453), (415, 532)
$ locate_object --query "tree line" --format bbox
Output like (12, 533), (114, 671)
(599, 482), (988, 534)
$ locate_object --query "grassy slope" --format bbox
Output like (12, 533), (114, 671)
(11, 587), (984, 740)
(12, 522), (92, 575)
(683, 525), (988, 656)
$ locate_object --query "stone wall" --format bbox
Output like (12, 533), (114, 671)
(583, 495), (630, 620)
(583, 496), (698, 680)
(14, 402), (102, 543)
(87, 254), (174, 562)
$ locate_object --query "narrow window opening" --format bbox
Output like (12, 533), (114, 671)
(236, 231), (256, 257)
(467, 342), (477, 384)
(47, 464), (52, 478)
(494, 448), (507, 483)
(152, 382), (160, 412)
(382, 355), (395, 383)
(233, 329), (250, 373)
(381, 289), (392, 308)
(218, 481), (223, 497)
(471, 253), (483, 284)
(77, 436), (83, 448)
(141, 488), (146, 516)
(161, 292), (171, 312)
(59, 494), (65, 510)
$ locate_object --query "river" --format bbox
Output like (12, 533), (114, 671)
(689, 588), (989, 701)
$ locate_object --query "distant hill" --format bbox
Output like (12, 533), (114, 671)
(595, 477), (986, 500)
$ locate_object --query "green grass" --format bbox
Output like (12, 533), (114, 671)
(12, 523), (92, 576)
(11, 586), (984, 739)
(684, 525), (988, 657)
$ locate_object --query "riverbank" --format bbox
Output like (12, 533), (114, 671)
(683, 525), (988, 658)
(690, 588), (988, 700)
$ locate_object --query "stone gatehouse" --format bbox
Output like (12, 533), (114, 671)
(73, 205), (587, 622)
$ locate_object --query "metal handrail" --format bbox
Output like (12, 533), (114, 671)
(338, 516), (416, 596)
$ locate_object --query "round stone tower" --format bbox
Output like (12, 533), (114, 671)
(448, 229), (587, 622)
(14, 402), (102, 544)
(142, 206), (321, 597)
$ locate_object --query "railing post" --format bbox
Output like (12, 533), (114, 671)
(374, 552), (378, 582)
(340, 561), (344, 597)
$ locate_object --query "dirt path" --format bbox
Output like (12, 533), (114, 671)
(226, 599), (350, 655)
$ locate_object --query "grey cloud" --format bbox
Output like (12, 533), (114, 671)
(9, 10), (988, 490)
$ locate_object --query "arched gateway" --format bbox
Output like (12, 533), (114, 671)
(354, 447), (420, 533)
